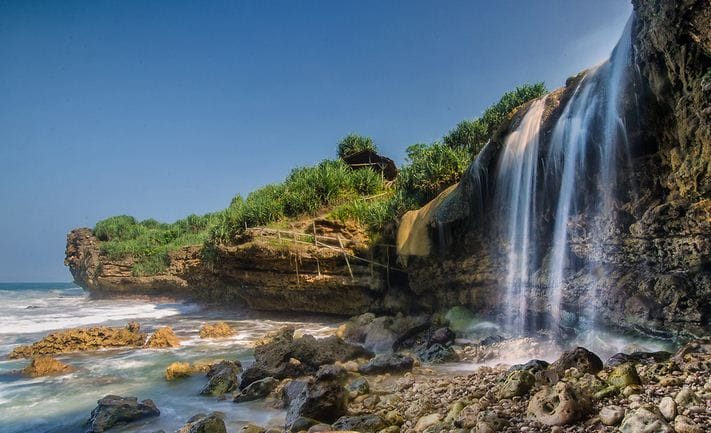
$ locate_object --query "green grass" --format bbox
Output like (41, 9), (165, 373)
(96, 213), (219, 275)
(93, 83), (549, 270)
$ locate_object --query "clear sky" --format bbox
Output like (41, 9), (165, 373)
(0, 0), (632, 281)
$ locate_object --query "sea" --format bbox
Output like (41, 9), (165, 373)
(0, 283), (339, 433)
(0, 283), (675, 433)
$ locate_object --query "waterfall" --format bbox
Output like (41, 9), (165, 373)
(495, 98), (546, 335)
(495, 16), (636, 337)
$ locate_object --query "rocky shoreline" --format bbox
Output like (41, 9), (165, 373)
(7, 311), (711, 433)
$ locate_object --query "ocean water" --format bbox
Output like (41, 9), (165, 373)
(0, 283), (339, 433)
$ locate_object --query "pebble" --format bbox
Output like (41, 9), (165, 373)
(658, 396), (676, 421)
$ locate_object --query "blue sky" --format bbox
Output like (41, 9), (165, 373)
(0, 0), (632, 281)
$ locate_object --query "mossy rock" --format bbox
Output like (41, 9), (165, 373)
(607, 362), (641, 389)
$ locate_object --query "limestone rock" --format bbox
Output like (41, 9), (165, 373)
(599, 405), (625, 426)
(619, 406), (673, 433)
(165, 360), (218, 381)
(86, 395), (160, 433)
(674, 415), (703, 433)
(658, 396), (676, 421)
(527, 381), (591, 426)
(21, 356), (75, 377)
(234, 377), (278, 403)
(200, 360), (241, 397)
(497, 369), (535, 399)
(608, 362), (642, 389)
(358, 353), (414, 375)
(454, 403), (484, 429)
(674, 388), (701, 408)
(146, 327), (180, 348)
(175, 412), (227, 433)
(414, 413), (441, 432)
(240, 327), (371, 389)
(332, 414), (387, 433)
(415, 343), (459, 364)
(345, 376), (370, 396)
(9, 323), (145, 358)
(549, 347), (603, 376)
(199, 322), (235, 339)
(283, 378), (347, 430)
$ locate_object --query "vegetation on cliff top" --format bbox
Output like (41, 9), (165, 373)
(93, 82), (547, 275)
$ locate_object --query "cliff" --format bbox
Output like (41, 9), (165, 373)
(65, 224), (388, 315)
(395, 0), (711, 338)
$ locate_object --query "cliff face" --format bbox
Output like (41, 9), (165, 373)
(396, 0), (711, 338)
(65, 227), (385, 316)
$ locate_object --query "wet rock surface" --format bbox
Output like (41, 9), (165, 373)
(240, 326), (371, 389)
(20, 356), (75, 377)
(200, 360), (242, 397)
(234, 376), (279, 403)
(86, 395), (160, 433)
(199, 322), (236, 339)
(9, 322), (146, 358)
(175, 412), (227, 433)
(146, 326), (181, 348)
(358, 353), (414, 375)
(283, 377), (348, 430)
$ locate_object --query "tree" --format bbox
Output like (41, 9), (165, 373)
(337, 133), (377, 159)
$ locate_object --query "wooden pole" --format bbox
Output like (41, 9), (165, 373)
(337, 234), (354, 281)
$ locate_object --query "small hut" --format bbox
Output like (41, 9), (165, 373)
(342, 150), (398, 181)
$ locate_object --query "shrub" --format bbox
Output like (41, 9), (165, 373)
(330, 197), (391, 233)
(396, 142), (472, 208)
(94, 215), (143, 241)
(337, 134), (377, 159)
(444, 82), (547, 155)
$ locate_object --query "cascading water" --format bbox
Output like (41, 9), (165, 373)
(495, 98), (547, 335)
(495, 16), (636, 337)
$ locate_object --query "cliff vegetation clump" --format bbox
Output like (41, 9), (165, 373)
(91, 82), (546, 276)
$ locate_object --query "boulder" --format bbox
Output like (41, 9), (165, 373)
(674, 416), (704, 433)
(315, 364), (347, 382)
(199, 322), (235, 339)
(606, 351), (672, 367)
(414, 413), (442, 432)
(86, 395), (160, 433)
(619, 406), (673, 433)
(345, 376), (370, 396)
(146, 327), (180, 348)
(200, 360), (241, 397)
(361, 314), (430, 353)
(509, 359), (549, 373)
(658, 396), (676, 421)
(240, 328), (371, 389)
(415, 343), (459, 364)
(175, 412), (227, 433)
(284, 378), (347, 430)
(358, 353), (414, 375)
(497, 369), (535, 399)
(9, 322), (146, 358)
(21, 356), (75, 377)
(607, 362), (642, 389)
(165, 360), (219, 381)
(549, 347), (603, 376)
(599, 405), (625, 426)
(429, 327), (455, 345)
(454, 403), (484, 429)
(527, 382), (591, 426)
(234, 377), (278, 403)
(332, 414), (387, 433)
